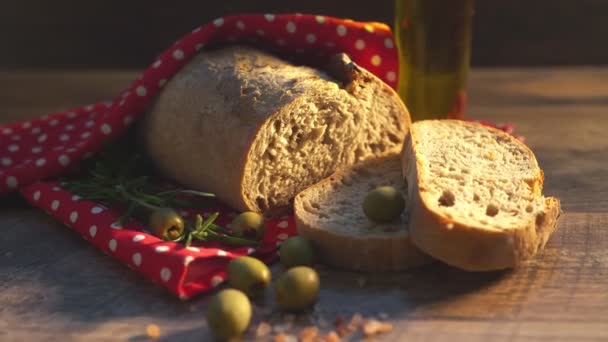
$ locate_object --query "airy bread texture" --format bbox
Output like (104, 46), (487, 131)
(402, 120), (561, 271)
(295, 155), (430, 272)
(140, 46), (410, 215)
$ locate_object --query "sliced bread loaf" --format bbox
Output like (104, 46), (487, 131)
(294, 155), (430, 272)
(402, 120), (561, 271)
(139, 46), (410, 216)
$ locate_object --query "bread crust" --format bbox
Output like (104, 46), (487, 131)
(294, 156), (430, 272)
(402, 120), (562, 271)
(140, 46), (410, 215)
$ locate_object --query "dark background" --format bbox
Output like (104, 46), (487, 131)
(2, 0), (607, 69)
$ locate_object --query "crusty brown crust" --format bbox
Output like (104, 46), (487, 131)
(141, 46), (410, 216)
(402, 120), (562, 271)
(294, 156), (431, 272)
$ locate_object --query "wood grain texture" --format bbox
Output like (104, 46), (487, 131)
(1, 68), (607, 341)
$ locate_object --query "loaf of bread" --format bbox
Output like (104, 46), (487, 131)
(294, 154), (430, 272)
(139, 46), (410, 215)
(402, 120), (561, 271)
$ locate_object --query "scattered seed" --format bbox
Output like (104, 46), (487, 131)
(362, 319), (393, 337)
(145, 324), (161, 339)
(274, 333), (297, 342)
(298, 326), (319, 342)
(256, 322), (272, 338)
(324, 331), (341, 342)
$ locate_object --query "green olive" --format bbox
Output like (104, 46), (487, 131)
(279, 236), (315, 268)
(231, 211), (265, 240)
(362, 186), (406, 223)
(206, 289), (252, 340)
(227, 256), (271, 297)
(275, 266), (320, 311)
(148, 208), (185, 240)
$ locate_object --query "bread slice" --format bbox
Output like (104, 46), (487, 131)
(140, 46), (410, 216)
(402, 120), (561, 271)
(294, 154), (430, 272)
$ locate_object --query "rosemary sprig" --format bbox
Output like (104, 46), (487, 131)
(169, 213), (258, 247)
(62, 144), (259, 248)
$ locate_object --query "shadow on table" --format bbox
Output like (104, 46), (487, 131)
(2, 198), (508, 340)
(534, 148), (608, 212)
(128, 326), (207, 342)
(125, 262), (509, 341)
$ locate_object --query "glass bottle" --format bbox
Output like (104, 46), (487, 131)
(394, 0), (475, 120)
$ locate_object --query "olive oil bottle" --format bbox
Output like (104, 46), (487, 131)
(394, 0), (475, 120)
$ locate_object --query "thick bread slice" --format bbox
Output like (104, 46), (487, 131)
(140, 46), (410, 216)
(402, 120), (562, 271)
(294, 155), (430, 272)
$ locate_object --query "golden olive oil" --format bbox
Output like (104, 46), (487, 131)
(394, 0), (475, 120)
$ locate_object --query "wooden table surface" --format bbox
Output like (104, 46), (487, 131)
(1, 68), (607, 341)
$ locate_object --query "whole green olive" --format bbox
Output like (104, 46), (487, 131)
(275, 266), (320, 311)
(279, 236), (315, 268)
(231, 211), (265, 240)
(206, 289), (252, 340)
(227, 256), (271, 297)
(148, 208), (185, 240)
(362, 186), (406, 223)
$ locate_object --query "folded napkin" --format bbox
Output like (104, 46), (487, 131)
(0, 13), (514, 299)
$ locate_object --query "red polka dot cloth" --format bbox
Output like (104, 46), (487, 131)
(0, 14), (515, 299)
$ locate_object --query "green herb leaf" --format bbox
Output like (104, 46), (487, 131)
(62, 144), (259, 248)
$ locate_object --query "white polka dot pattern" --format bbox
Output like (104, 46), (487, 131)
(155, 246), (170, 253)
(355, 39), (366, 50)
(132, 253), (142, 266)
(89, 225), (97, 237)
(100, 124), (112, 135)
(5, 176), (18, 189)
(58, 155), (70, 167)
(91, 206), (104, 214)
(133, 234), (145, 242)
(286, 22), (297, 33)
(136, 86), (147, 96)
(160, 267), (171, 282)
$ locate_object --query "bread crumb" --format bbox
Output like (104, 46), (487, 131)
(446, 223), (454, 230)
(256, 322), (272, 338)
(298, 326), (319, 342)
(348, 313), (364, 330)
(335, 313), (364, 337)
(274, 333), (297, 342)
(273, 322), (293, 334)
(334, 315), (348, 337)
(145, 324), (161, 339)
(324, 331), (341, 342)
(362, 319), (393, 337)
